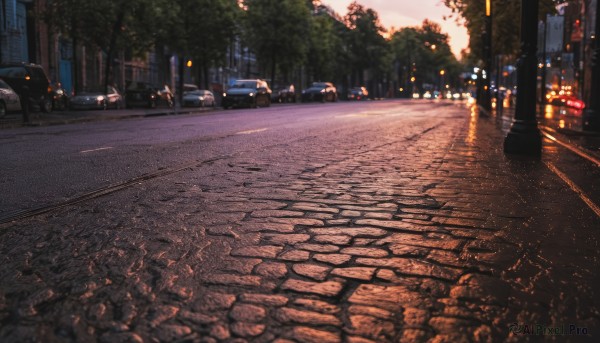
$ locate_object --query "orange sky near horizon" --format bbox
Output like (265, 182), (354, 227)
(324, 0), (470, 59)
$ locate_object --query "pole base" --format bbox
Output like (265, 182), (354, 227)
(504, 120), (542, 156)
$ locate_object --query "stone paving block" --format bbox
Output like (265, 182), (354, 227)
(377, 232), (464, 252)
(309, 227), (388, 237)
(293, 298), (341, 314)
(202, 274), (262, 287)
(340, 247), (389, 257)
(230, 322), (265, 337)
(348, 284), (425, 311)
(348, 305), (394, 320)
(277, 249), (310, 262)
(231, 246), (283, 258)
(331, 267), (376, 281)
(345, 314), (395, 341)
(313, 235), (352, 245)
(313, 254), (352, 266)
(254, 262), (288, 278)
(262, 234), (311, 245)
(240, 293), (289, 307)
(275, 307), (341, 326)
(229, 304), (267, 322)
(292, 264), (331, 281)
(357, 257), (462, 281)
(251, 210), (304, 218)
(286, 326), (341, 343)
(295, 243), (340, 253)
(280, 279), (344, 297)
(355, 219), (437, 233)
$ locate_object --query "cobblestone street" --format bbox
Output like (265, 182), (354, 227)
(1, 102), (599, 342)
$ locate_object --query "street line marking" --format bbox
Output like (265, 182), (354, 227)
(545, 162), (600, 217)
(80, 147), (114, 154)
(540, 128), (600, 167)
(236, 128), (268, 135)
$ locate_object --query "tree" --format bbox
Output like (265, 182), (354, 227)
(167, 0), (241, 89)
(343, 2), (388, 88)
(244, 0), (311, 85)
(391, 20), (461, 95)
(443, 0), (556, 62)
(41, 0), (174, 93)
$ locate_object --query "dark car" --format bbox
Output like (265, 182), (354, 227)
(222, 79), (271, 109)
(0, 63), (53, 112)
(347, 87), (369, 101)
(125, 82), (174, 109)
(69, 86), (123, 110)
(301, 82), (337, 102)
(271, 85), (296, 103)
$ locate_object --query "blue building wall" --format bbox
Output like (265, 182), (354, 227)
(0, 0), (29, 63)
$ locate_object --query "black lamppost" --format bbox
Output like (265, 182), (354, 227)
(504, 0), (542, 155)
(583, 2), (600, 132)
(481, 0), (493, 111)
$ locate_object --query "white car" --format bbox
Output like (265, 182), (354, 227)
(0, 78), (22, 118)
(182, 90), (215, 107)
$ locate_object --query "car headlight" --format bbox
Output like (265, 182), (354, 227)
(96, 96), (105, 101)
(199, 96), (204, 101)
(249, 92), (255, 97)
(320, 89), (325, 93)
(223, 93), (227, 97)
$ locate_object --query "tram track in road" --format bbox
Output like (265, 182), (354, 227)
(539, 125), (600, 218)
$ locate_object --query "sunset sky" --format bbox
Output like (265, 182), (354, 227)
(324, 0), (470, 58)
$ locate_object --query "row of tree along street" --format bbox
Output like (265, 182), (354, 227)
(40, 0), (464, 99)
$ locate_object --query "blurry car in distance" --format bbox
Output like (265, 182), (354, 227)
(0, 78), (22, 118)
(126, 82), (174, 109)
(271, 85), (296, 103)
(183, 90), (215, 107)
(549, 94), (585, 110)
(222, 79), (271, 109)
(347, 87), (368, 101)
(0, 62), (53, 112)
(69, 86), (123, 110)
(301, 82), (337, 102)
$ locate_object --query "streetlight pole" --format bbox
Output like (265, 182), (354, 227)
(504, 0), (542, 155)
(583, 2), (600, 132)
(481, 0), (493, 111)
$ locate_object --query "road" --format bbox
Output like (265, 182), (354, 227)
(0, 100), (599, 342)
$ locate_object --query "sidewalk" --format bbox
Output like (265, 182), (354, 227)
(0, 106), (214, 129)
(0, 101), (598, 342)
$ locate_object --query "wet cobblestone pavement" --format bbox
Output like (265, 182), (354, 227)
(1, 103), (599, 342)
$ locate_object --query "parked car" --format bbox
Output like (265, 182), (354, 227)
(183, 84), (199, 93)
(183, 90), (215, 107)
(222, 79), (271, 109)
(271, 85), (296, 103)
(126, 82), (174, 109)
(69, 86), (123, 110)
(51, 82), (69, 111)
(0, 78), (22, 118)
(301, 82), (337, 102)
(0, 63), (53, 112)
(347, 87), (368, 101)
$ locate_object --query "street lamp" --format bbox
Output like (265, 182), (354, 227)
(480, 0), (493, 111)
(504, 0), (542, 155)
